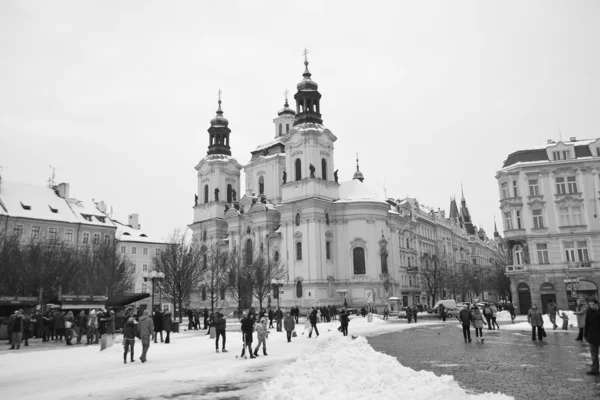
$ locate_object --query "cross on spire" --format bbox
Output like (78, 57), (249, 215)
(284, 89), (289, 102)
(218, 89), (222, 102)
(302, 47), (309, 62)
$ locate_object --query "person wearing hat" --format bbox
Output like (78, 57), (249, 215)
(339, 308), (349, 336)
(87, 309), (99, 345)
(122, 317), (137, 364)
(254, 317), (269, 357)
(9, 310), (24, 350)
(138, 309), (154, 363)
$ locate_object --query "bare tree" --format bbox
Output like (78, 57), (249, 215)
(468, 264), (488, 300)
(201, 241), (229, 315)
(225, 245), (253, 317)
(250, 248), (286, 311)
(487, 257), (511, 301)
(153, 230), (205, 322)
(77, 240), (133, 297)
(420, 255), (447, 307)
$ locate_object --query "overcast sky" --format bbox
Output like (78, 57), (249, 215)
(1, 0), (599, 240)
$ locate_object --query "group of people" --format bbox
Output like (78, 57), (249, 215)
(457, 304), (492, 342)
(185, 308), (211, 331)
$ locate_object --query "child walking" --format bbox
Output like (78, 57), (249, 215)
(560, 312), (569, 330)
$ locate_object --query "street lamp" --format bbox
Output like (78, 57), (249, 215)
(142, 270), (165, 312)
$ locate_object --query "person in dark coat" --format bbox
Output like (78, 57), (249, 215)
(275, 307), (284, 332)
(193, 309), (200, 330)
(240, 312), (255, 359)
(54, 310), (65, 341)
(283, 312), (295, 342)
(458, 305), (473, 342)
(22, 312), (32, 347)
(268, 308), (274, 329)
(527, 304), (544, 342)
(122, 317), (136, 364)
(293, 306), (299, 323)
(42, 312), (52, 342)
(203, 308), (209, 329)
(585, 299), (600, 375)
(575, 299), (588, 341)
(438, 304), (446, 322)
(64, 311), (75, 345)
(153, 309), (164, 343)
(187, 309), (194, 330)
(105, 310), (116, 337)
(406, 306), (413, 323)
(214, 312), (227, 352)
(339, 309), (349, 336)
(76, 311), (87, 344)
(162, 310), (173, 344)
(308, 307), (319, 338)
(9, 310), (24, 350)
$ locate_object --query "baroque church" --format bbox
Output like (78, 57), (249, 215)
(188, 57), (457, 309)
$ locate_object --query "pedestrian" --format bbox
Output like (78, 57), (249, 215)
(254, 317), (269, 357)
(584, 298), (600, 375)
(458, 305), (472, 342)
(9, 310), (24, 350)
(203, 308), (209, 329)
(122, 317), (136, 364)
(406, 306), (413, 323)
(162, 309), (172, 344)
(193, 309), (200, 330)
(214, 312), (227, 353)
(471, 306), (486, 342)
(339, 308), (349, 336)
(527, 304), (544, 342)
(383, 305), (389, 320)
(575, 299), (588, 341)
(439, 304), (446, 322)
(22, 312), (32, 347)
(106, 310), (116, 339)
(64, 311), (74, 346)
(54, 310), (65, 341)
(240, 311), (255, 359)
(268, 308), (274, 329)
(153, 308), (164, 343)
(308, 307), (319, 338)
(284, 312), (295, 342)
(507, 302), (516, 323)
(412, 306), (419, 323)
(187, 309), (194, 330)
(547, 300), (559, 330)
(76, 311), (87, 344)
(483, 303), (493, 329)
(275, 307), (284, 332)
(138, 309), (154, 363)
(490, 303), (500, 329)
(42, 312), (52, 342)
(87, 309), (99, 345)
(560, 312), (569, 330)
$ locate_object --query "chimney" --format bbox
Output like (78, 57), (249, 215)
(128, 213), (140, 229)
(54, 182), (70, 199)
(570, 136), (576, 142)
(547, 139), (554, 144)
(96, 201), (107, 214)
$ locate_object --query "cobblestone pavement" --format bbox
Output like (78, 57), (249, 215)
(368, 321), (600, 400)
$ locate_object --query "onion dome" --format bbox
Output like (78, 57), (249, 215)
(353, 154), (364, 182)
(210, 99), (229, 127)
(296, 60), (319, 91)
(278, 98), (296, 117)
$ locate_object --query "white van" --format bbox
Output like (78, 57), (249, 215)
(432, 300), (459, 318)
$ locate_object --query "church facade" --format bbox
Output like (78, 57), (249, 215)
(188, 58), (503, 310)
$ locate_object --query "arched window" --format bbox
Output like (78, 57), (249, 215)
(259, 176), (264, 195)
(296, 281), (303, 298)
(295, 158), (302, 181)
(353, 247), (366, 275)
(326, 241), (331, 260)
(203, 230), (207, 242)
(296, 242), (302, 260)
(272, 283), (279, 299)
(245, 239), (253, 266)
(201, 286), (206, 301)
(321, 158), (327, 180)
(204, 185), (209, 204)
(381, 251), (388, 274)
(295, 213), (301, 226)
(274, 251), (280, 262)
(227, 184), (233, 203)
(286, 124), (290, 133)
(278, 123), (282, 136)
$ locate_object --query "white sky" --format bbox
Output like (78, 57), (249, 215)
(1, 0), (599, 240)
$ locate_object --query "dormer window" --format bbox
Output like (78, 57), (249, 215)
(20, 202), (31, 210)
(81, 214), (92, 222)
(48, 205), (58, 213)
(140, 234), (148, 237)
(96, 216), (106, 223)
(123, 232), (131, 236)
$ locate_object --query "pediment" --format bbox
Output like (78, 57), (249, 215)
(527, 198), (546, 208)
(555, 195), (584, 206)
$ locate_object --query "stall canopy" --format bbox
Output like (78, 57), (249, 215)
(0, 296), (38, 306)
(60, 295), (108, 310)
(106, 292), (150, 308)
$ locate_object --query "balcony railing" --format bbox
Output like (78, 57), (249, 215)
(506, 264), (528, 272)
(566, 261), (595, 269)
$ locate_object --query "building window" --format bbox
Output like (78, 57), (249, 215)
(31, 226), (41, 239)
(143, 264), (148, 272)
(536, 243), (549, 264)
(295, 213), (301, 226)
(556, 177), (566, 194)
(204, 185), (209, 204)
(501, 182), (509, 199)
(259, 175), (265, 195)
(286, 124), (290, 133)
(296, 281), (302, 298)
(504, 212), (513, 230)
(528, 179), (540, 196)
(143, 247), (148, 255)
(512, 180), (518, 197)
(278, 123), (282, 136)
(353, 247), (366, 275)
(82, 232), (89, 244)
(142, 284), (147, 293)
(156, 248), (160, 256)
(295, 158), (302, 181)
(559, 206), (570, 226)
(321, 158), (327, 180)
(14, 224), (23, 238)
(326, 241), (331, 260)
(63, 229), (72, 242)
(532, 209), (544, 229)
(132, 246), (137, 255)
(104, 234), (110, 245)
(245, 239), (253, 266)
(563, 150), (571, 160)
(121, 246), (126, 254)
(296, 242), (302, 260)
(567, 176), (578, 193)
(93, 233), (100, 244)
(553, 151), (561, 161)
(516, 210), (522, 229)
(227, 184), (233, 203)
(514, 245), (523, 265)
(576, 240), (589, 262)
(597, 147), (600, 157)
(564, 241), (576, 262)
(572, 206), (582, 225)
(48, 227), (57, 240)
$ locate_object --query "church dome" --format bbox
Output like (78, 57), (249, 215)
(337, 179), (387, 204)
(277, 99), (296, 116)
(210, 100), (229, 127)
(353, 170), (364, 182)
(296, 61), (318, 91)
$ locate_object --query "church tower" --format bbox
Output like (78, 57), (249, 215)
(281, 51), (339, 203)
(273, 90), (296, 137)
(460, 185), (476, 235)
(189, 93), (243, 241)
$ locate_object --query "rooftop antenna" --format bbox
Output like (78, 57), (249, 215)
(48, 165), (56, 188)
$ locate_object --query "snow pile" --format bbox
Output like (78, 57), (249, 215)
(496, 311), (512, 321)
(260, 335), (512, 400)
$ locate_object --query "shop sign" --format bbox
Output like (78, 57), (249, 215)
(518, 283), (530, 292)
(540, 282), (555, 291)
(0, 296), (38, 305)
(60, 295), (108, 302)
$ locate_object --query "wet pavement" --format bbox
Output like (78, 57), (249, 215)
(368, 321), (600, 400)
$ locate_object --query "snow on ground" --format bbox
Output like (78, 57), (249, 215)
(0, 316), (511, 400)
(261, 335), (512, 400)
(500, 310), (579, 332)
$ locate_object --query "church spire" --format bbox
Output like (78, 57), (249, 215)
(293, 48), (323, 126)
(353, 153), (364, 182)
(207, 89), (232, 156)
(278, 89), (296, 117)
(494, 216), (500, 238)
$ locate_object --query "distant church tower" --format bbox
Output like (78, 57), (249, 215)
(189, 93), (243, 241)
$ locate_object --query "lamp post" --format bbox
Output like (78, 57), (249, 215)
(142, 270), (165, 312)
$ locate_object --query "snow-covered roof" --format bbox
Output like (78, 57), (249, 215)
(113, 220), (166, 244)
(252, 137), (285, 154)
(335, 180), (388, 204)
(0, 181), (80, 223)
(66, 198), (115, 228)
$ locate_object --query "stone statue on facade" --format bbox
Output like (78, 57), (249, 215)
(309, 164), (315, 178)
